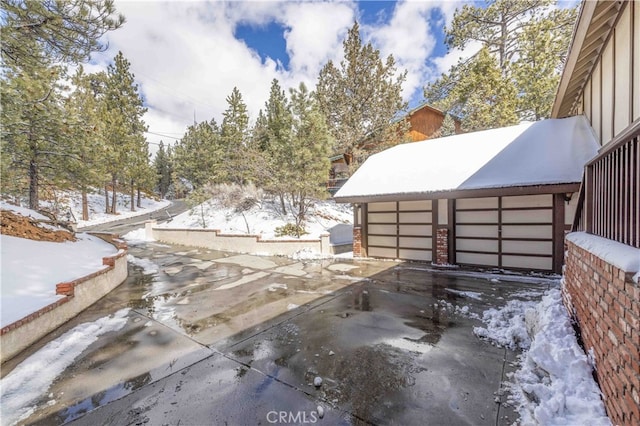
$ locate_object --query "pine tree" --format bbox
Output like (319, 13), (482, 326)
(154, 141), (172, 198)
(287, 83), (332, 232)
(425, 0), (576, 130)
(0, 41), (68, 209)
(220, 87), (250, 184)
(439, 113), (457, 138)
(316, 22), (408, 170)
(1, 0), (124, 69)
(102, 51), (147, 214)
(172, 119), (223, 188)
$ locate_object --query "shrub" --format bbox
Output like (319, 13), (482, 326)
(275, 223), (308, 238)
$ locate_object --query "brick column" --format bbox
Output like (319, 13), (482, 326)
(436, 228), (448, 265)
(353, 226), (362, 257)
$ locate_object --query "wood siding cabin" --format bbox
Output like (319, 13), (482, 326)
(405, 102), (461, 142)
(553, 1), (640, 424)
(334, 117), (599, 274)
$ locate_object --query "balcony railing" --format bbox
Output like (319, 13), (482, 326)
(573, 119), (640, 248)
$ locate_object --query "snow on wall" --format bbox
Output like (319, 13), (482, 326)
(566, 232), (640, 277)
(334, 116), (599, 201)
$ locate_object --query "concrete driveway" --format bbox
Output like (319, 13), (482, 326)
(6, 240), (553, 425)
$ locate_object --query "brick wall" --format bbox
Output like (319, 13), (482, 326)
(353, 226), (362, 257)
(436, 228), (448, 265)
(563, 239), (640, 425)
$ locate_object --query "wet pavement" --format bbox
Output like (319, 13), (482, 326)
(5, 239), (555, 425)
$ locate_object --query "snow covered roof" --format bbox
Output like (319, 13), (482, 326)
(334, 116), (599, 203)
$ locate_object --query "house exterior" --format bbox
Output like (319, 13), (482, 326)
(404, 102), (461, 142)
(334, 116), (599, 274)
(553, 1), (640, 424)
(406, 102), (443, 141)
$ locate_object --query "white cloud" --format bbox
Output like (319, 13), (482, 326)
(83, 0), (474, 154)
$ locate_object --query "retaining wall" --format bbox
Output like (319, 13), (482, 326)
(562, 233), (640, 425)
(148, 221), (336, 256)
(0, 234), (128, 363)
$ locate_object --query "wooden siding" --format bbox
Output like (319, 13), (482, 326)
(406, 104), (461, 142)
(581, 2), (637, 146)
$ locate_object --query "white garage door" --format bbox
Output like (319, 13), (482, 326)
(455, 195), (554, 271)
(367, 200), (433, 261)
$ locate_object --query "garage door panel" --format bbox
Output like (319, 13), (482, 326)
(399, 237), (431, 249)
(368, 247), (397, 258)
(502, 255), (552, 270)
(502, 209), (552, 224)
(456, 210), (499, 223)
(368, 202), (396, 212)
(399, 200), (431, 211)
(457, 252), (499, 266)
(502, 194), (552, 208)
(368, 212), (396, 223)
(503, 240), (552, 255)
(456, 238), (499, 253)
(399, 212), (431, 223)
(368, 224), (396, 235)
(399, 224), (431, 236)
(399, 249), (432, 262)
(368, 235), (397, 247)
(501, 225), (552, 239)
(457, 197), (499, 209)
(456, 225), (499, 238)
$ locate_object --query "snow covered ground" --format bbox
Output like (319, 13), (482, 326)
(0, 203), (119, 327)
(157, 196), (352, 241)
(0, 309), (130, 425)
(474, 287), (611, 425)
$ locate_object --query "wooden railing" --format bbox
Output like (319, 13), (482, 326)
(573, 119), (640, 248)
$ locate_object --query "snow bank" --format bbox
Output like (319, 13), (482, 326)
(0, 309), (130, 425)
(122, 228), (155, 244)
(0, 202), (48, 220)
(0, 233), (117, 327)
(475, 288), (610, 425)
(567, 232), (640, 277)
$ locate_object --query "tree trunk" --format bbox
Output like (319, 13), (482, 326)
(137, 187), (142, 208)
(104, 184), (110, 213)
(111, 175), (117, 214)
(130, 179), (135, 212)
(279, 192), (287, 215)
(82, 189), (89, 221)
(28, 158), (39, 210)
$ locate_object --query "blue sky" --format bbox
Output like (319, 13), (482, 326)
(86, 1), (473, 151)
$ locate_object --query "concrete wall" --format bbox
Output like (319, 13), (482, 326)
(562, 236), (640, 425)
(0, 234), (128, 363)
(148, 222), (333, 256)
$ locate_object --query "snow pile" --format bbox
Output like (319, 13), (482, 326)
(0, 309), (130, 425)
(158, 196), (352, 241)
(0, 232), (117, 327)
(473, 298), (538, 350)
(127, 255), (159, 275)
(475, 288), (610, 425)
(0, 202), (49, 220)
(122, 228), (155, 244)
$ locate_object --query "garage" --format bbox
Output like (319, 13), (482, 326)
(336, 116), (599, 273)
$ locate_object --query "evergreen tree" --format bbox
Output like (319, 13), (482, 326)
(65, 66), (107, 220)
(1, 0), (124, 68)
(102, 51), (147, 214)
(439, 113), (457, 138)
(172, 119), (222, 188)
(154, 141), (172, 198)
(0, 41), (68, 209)
(316, 22), (409, 170)
(220, 87), (250, 184)
(287, 83), (332, 232)
(425, 0), (576, 130)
